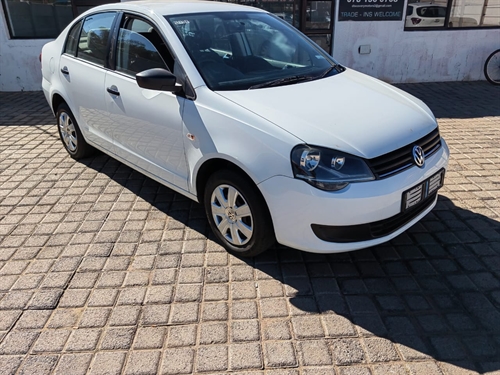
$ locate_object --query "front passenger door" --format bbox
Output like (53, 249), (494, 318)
(103, 16), (189, 192)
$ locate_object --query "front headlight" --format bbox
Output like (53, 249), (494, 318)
(291, 145), (375, 191)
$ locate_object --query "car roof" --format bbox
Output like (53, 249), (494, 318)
(94, 0), (266, 16)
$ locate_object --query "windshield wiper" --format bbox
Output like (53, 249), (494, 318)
(249, 74), (315, 89)
(318, 65), (336, 79)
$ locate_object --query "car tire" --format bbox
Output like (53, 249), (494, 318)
(204, 169), (275, 257)
(56, 103), (95, 159)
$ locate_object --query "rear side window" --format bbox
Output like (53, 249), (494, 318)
(64, 20), (82, 57)
(77, 12), (116, 66)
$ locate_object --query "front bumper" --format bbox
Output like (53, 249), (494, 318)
(258, 139), (449, 253)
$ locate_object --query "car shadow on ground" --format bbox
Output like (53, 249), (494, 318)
(250, 195), (500, 374)
(80, 154), (499, 373)
(395, 81), (500, 119)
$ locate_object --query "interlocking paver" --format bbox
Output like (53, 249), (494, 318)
(0, 84), (499, 374)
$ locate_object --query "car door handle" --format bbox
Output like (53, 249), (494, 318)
(60, 66), (69, 75)
(106, 86), (120, 96)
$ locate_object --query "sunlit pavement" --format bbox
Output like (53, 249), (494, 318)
(0, 82), (499, 375)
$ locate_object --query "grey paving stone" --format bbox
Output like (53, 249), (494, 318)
(264, 341), (297, 368)
(196, 345), (228, 372)
(0, 291), (34, 310)
(133, 326), (166, 349)
(109, 306), (141, 326)
(46, 308), (81, 329)
(363, 337), (400, 363)
(231, 319), (260, 342)
(89, 351), (126, 375)
(260, 298), (289, 318)
(0, 331), (39, 355)
(100, 327), (136, 350)
(0, 310), (22, 330)
(12, 274), (44, 290)
(17, 354), (58, 375)
(141, 304), (170, 326)
(78, 307), (111, 328)
(232, 300), (258, 320)
(117, 287), (146, 306)
(331, 338), (366, 365)
(54, 353), (93, 375)
(230, 342), (263, 370)
(160, 348), (194, 374)
(144, 285), (173, 304)
(27, 289), (63, 309)
(87, 289), (119, 307)
(168, 302), (198, 324)
(201, 302), (228, 321)
(166, 324), (197, 347)
(32, 329), (71, 353)
(124, 350), (161, 375)
(0, 355), (23, 375)
(291, 316), (325, 339)
(298, 340), (333, 366)
(58, 289), (91, 308)
(65, 328), (102, 351)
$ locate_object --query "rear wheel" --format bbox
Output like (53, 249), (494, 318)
(204, 170), (275, 257)
(484, 49), (500, 85)
(56, 103), (95, 159)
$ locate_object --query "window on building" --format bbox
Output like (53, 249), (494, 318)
(405, 0), (500, 30)
(1, 0), (118, 39)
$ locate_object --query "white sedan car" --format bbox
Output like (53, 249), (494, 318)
(41, 0), (449, 257)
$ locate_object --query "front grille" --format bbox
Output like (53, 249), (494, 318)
(311, 192), (437, 243)
(367, 128), (441, 179)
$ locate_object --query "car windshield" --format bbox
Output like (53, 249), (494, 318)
(166, 11), (341, 90)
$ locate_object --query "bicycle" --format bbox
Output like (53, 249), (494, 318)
(484, 49), (500, 85)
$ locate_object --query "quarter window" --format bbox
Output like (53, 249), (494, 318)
(64, 20), (82, 56)
(77, 12), (116, 66)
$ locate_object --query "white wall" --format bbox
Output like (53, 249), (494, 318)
(0, 2), (499, 91)
(0, 11), (49, 91)
(332, 0), (500, 83)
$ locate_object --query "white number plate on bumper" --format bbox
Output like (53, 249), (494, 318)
(402, 169), (445, 212)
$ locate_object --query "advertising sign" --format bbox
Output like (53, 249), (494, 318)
(338, 0), (405, 21)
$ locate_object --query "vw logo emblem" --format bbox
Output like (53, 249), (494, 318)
(412, 145), (425, 168)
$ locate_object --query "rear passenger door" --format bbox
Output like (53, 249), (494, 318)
(59, 12), (117, 150)
(103, 15), (189, 191)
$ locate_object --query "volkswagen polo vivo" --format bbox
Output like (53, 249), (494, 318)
(41, 0), (449, 257)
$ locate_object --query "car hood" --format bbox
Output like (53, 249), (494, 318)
(215, 69), (438, 159)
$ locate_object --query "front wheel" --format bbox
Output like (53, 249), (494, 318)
(204, 170), (275, 257)
(484, 49), (500, 85)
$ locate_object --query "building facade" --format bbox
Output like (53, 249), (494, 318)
(0, 0), (499, 91)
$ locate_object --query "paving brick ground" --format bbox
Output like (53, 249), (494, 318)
(0, 81), (499, 375)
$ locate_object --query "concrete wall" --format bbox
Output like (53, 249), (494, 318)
(0, 10), (50, 91)
(331, 0), (500, 83)
(0, 1), (499, 91)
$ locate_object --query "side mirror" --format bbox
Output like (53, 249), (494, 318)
(136, 68), (182, 93)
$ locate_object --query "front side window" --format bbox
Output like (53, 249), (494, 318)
(167, 11), (340, 90)
(115, 18), (170, 76)
(405, 0), (500, 29)
(77, 12), (116, 66)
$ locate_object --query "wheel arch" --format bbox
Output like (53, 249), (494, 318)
(52, 93), (66, 114)
(195, 158), (273, 224)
